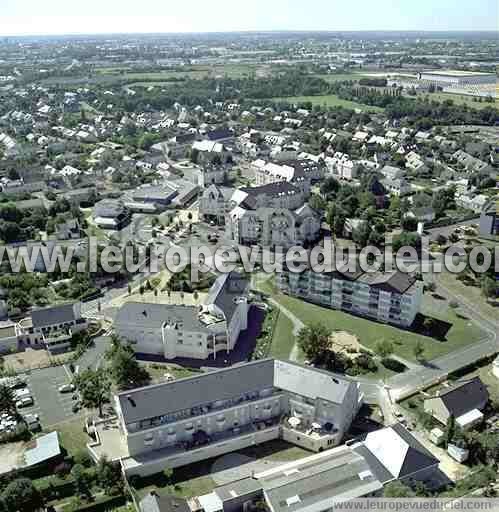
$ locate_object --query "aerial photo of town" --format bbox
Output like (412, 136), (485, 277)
(0, 1), (497, 511)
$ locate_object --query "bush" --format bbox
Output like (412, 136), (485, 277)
(73, 450), (93, 468)
(381, 358), (406, 373)
(55, 462), (72, 478)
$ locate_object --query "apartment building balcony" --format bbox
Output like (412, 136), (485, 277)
(120, 416), (282, 476)
(127, 388), (280, 433)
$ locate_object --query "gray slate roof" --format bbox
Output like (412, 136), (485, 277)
(205, 271), (249, 324)
(427, 377), (489, 418)
(117, 359), (357, 426)
(31, 303), (77, 329)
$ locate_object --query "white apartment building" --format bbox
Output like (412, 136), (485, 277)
(90, 359), (363, 477)
(225, 183), (321, 249)
(277, 267), (423, 328)
(252, 159), (323, 196)
(325, 152), (359, 180)
(114, 272), (249, 360)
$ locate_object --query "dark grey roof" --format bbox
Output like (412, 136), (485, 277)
(427, 377), (489, 418)
(361, 424), (439, 480)
(352, 443), (394, 484)
(117, 359), (276, 425)
(117, 359), (356, 426)
(206, 128), (234, 141)
(31, 303), (77, 329)
(240, 182), (300, 209)
(173, 133), (196, 144)
(94, 199), (128, 218)
(206, 271), (249, 324)
(391, 423), (440, 478)
(139, 493), (190, 512)
(357, 271), (417, 294)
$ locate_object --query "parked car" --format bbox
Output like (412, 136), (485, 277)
(59, 384), (76, 393)
(16, 397), (34, 408)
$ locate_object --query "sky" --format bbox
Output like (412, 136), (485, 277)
(0, 0), (497, 36)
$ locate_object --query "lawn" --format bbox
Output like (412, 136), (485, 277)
(437, 270), (499, 321)
(416, 92), (497, 110)
(268, 312), (296, 360)
(269, 94), (384, 112)
(142, 363), (200, 384)
(257, 277), (485, 364)
(56, 418), (92, 457)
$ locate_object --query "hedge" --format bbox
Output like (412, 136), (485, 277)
(62, 494), (127, 512)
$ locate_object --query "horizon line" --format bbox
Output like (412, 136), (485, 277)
(1, 28), (497, 38)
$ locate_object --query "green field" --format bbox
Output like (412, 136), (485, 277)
(267, 312), (296, 360)
(313, 73), (371, 83)
(269, 94), (384, 112)
(257, 278), (484, 364)
(417, 92), (498, 110)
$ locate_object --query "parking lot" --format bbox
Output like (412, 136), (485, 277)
(18, 365), (81, 428)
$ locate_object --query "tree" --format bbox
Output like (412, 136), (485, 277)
(96, 457), (123, 495)
(75, 368), (110, 417)
(352, 222), (371, 248)
(0, 384), (17, 417)
(422, 317), (436, 334)
(374, 340), (394, 359)
(2, 478), (43, 511)
(320, 177), (340, 198)
(481, 277), (496, 300)
(425, 281), (436, 293)
(436, 234), (447, 246)
(445, 415), (456, 447)
(413, 340), (425, 361)
(106, 339), (150, 390)
(71, 464), (90, 498)
(297, 323), (331, 362)
(383, 481), (415, 498)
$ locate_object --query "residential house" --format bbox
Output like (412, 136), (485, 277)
(423, 377), (489, 429)
(380, 165), (405, 181)
(19, 302), (88, 353)
(381, 177), (411, 197)
(55, 219), (82, 240)
(352, 423), (439, 485)
(405, 207), (436, 224)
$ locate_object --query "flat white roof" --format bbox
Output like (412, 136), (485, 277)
(422, 70), (494, 77)
(198, 493), (223, 512)
(456, 409), (483, 427)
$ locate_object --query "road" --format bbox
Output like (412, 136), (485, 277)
(426, 218), (480, 241)
(386, 259), (498, 402)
